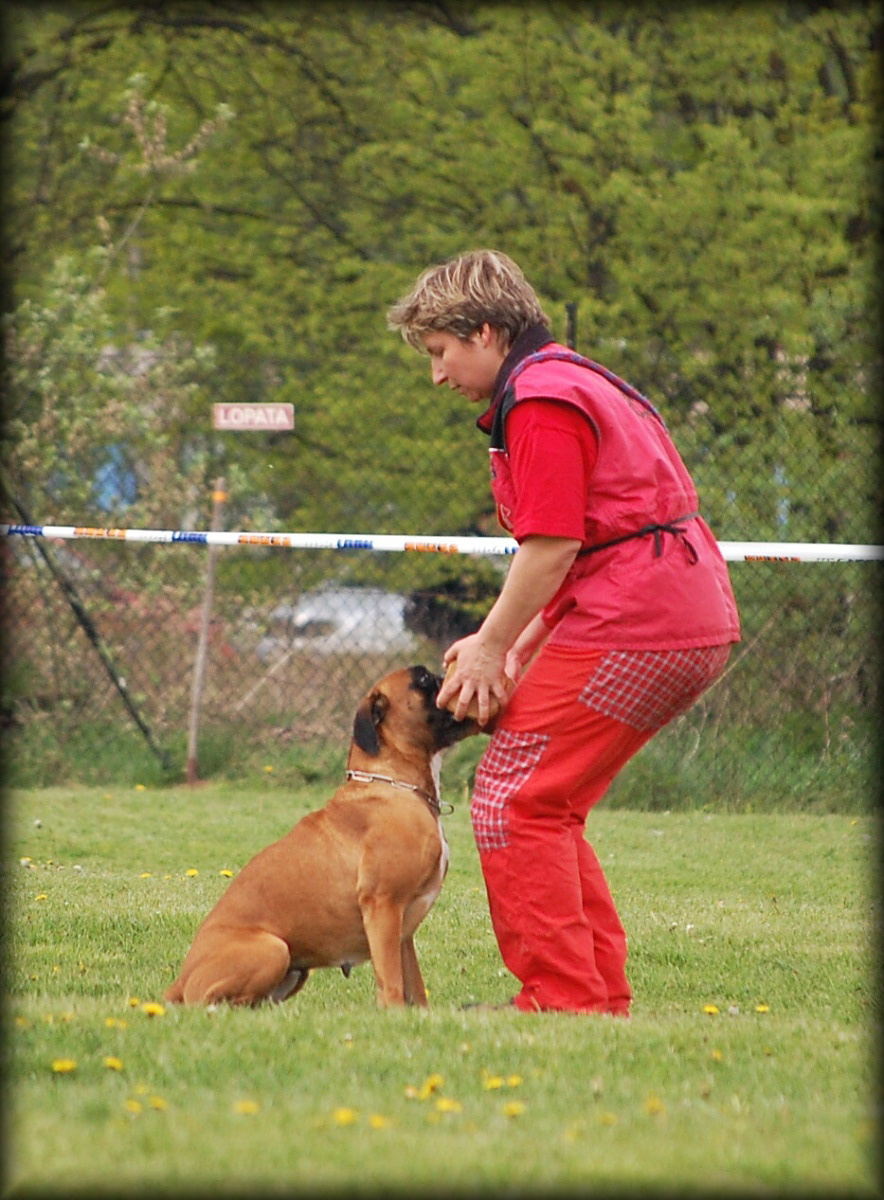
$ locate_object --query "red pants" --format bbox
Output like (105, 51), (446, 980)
(471, 643), (730, 1014)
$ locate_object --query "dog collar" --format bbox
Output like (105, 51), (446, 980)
(345, 770), (452, 817)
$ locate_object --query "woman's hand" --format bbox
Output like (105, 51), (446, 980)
(438, 633), (509, 727)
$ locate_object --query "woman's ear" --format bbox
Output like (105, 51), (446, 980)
(476, 323), (508, 354)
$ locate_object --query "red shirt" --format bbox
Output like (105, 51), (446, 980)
(505, 400), (598, 543)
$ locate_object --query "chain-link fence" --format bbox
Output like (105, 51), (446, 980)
(2, 494), (879, 811)
(4, 315), (881, 808)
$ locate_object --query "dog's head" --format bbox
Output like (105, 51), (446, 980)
(351, 665), (478, 760)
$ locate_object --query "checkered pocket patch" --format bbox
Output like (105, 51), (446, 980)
(471, 729), (550, 853)
(579, 645), (730, 733)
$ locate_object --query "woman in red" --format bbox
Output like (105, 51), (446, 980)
(388, 250), (740, 1014)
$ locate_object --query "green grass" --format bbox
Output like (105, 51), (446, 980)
(4, 783), (877, 1196)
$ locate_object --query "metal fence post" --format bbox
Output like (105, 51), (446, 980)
(186, 477), (226, 785)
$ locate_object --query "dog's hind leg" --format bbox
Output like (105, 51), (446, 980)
(401, 936), (428, 1007)
(180, 929), (294, 1006)
(164, 978), (184, 1004)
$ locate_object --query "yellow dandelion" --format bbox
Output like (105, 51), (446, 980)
(755, 1003), (770, 1013)
(185, 868), (199, 878)
(219, 869), (233, 878)
(711, 1049), (724, 1062)
(368, 1114), (392, 1129)
(264, 765), (274, 773)
(234, 1099), (260, 1115)
(103, 1056), (124, 1071)
(506, 1074), (523, 1088)
(435, 1097), (463, 1113)
(127, 997), (140, 1008)
(139, 873), (153, 879)
(60, 1010), (75, 1022)
(599, 1111), (618, 1126)
(416, 1073), (444, 1100)
(503, 1101), (525, 1117)
(333, 1107), (358, 1125)
(148, 1096), (168, 1111)
(483, 1074), (505, 1090)
(124, 1098), (142, 1114)
(15, 1017), (30, 1029)
(703, 1004), (720, 1015)
(105, 1017), (128, 1029)
(140, 1002), (166, 1017)
(51, 1058), (77, 1074)
(644, 1093), (665, 1116)
(134, 1082), (150, 1095)
(35, 893), (48, 902)
(135, 784), (146, 791)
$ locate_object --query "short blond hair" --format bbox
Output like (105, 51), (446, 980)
(387, 249), (550, 351)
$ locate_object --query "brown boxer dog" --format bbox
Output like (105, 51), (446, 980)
(164, 666), (477, 1008)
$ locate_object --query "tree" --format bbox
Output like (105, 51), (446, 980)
(3, 247), (220, 530)
(2, 0), (879, 551)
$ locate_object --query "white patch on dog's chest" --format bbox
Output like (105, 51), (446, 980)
(438, 820), (450, 879)
(430, 750), (450, 883)
(402, 765), (450, 938)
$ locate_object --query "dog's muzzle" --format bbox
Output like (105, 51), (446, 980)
(409, 665), (477, 746)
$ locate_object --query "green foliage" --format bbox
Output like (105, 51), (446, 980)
(2, 1), (879, 549)
(2, 249), (221, 528)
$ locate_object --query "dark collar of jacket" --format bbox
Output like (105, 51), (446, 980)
(475, 323), (555, 435)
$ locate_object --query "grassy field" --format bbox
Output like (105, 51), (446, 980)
(4, 782), (877, 1196)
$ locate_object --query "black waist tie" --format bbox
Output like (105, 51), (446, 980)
(578, 511), (700, 564)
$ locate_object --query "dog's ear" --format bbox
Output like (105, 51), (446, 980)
(352, 691), (389, 756)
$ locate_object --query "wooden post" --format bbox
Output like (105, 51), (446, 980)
(186, 477), (226, 785)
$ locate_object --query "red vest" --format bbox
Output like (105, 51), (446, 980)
(486, 345), (740, 650)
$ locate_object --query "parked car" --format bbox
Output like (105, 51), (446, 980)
(256, 586), (419, 659)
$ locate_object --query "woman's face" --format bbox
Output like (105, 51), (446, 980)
(421, 324), (507, 403)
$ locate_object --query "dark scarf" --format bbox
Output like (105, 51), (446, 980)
(475, 323), (555, 434)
